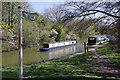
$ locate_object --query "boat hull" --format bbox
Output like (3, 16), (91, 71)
(40, 42), (78, 51)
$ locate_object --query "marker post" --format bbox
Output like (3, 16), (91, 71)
(18, 6), (23, 80)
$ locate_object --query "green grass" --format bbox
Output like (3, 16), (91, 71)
(96, 44), (120, 67)
(88, 46), (95, 49)
(2, 50), (117, 80)
(2, 52), (94, 78)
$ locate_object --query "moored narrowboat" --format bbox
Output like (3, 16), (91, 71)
(40, 40), (78, 51)
(87, 35), (109, 45)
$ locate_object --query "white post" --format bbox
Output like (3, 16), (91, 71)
(18, 6), (23, 80)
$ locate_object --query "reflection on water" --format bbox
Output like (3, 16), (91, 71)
(2, 44), (83, 66)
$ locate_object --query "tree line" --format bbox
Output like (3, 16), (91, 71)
(44, 1), (120, 52)
(1, 1), (119, 52)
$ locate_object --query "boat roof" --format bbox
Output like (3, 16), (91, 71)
(44, 40), (76, 44)
(93, 35), (108, 38)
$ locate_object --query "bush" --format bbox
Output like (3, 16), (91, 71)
(52, 23), (68, 41)
(22, 20), (40, 48)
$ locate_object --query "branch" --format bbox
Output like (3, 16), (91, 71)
(87, 10), (120, 18)
(107, 19), (119, 29)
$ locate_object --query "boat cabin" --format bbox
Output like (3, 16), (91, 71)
(40, 40), (77, 51)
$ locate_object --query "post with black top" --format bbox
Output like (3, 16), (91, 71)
(18, 6), (23, 80)
(84, 42), (86, 54)
(86, 43), (88, 52)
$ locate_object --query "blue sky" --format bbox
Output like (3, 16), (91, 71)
(29, 2), (65, 14)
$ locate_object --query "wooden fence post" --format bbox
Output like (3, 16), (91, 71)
(86, 43), (88, 52)
(84, 42), (86, 54)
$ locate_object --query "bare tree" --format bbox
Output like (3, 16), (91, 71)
(43, 4), (72, 22)
(62, 1), (120, 50)
(43, 1), (120, 50)
(63, 1), (120, 23)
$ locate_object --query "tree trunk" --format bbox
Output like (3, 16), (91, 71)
(11, 2), (14, 28)
(8, 2), (11, 26)
(117, 19), (120, 52)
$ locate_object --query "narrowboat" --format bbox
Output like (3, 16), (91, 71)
(87, 36), (109, 45)
(40, 40), (78, 51)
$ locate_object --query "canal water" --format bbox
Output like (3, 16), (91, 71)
(2, 44), (84, 67)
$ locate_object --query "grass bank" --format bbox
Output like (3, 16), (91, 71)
(2, 51), (115, 80)
(96, 44), (120, 67)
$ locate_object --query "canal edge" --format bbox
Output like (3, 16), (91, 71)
(43, 43), (109, 64)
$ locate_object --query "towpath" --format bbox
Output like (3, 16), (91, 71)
(45, 43), (107, 63)
(44, 43), (120, 79)
(90, 43), (120, 80)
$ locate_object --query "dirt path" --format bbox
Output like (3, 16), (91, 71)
(43, 43), (120, 79)
(90, 43), (120, 80)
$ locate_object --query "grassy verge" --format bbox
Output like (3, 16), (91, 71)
(96, 44), (120, 67)
(2, 52), (107, 80)
(2, 48), (117, 80)
(45, 45), (95, 62)
(87, 46), (95, 49)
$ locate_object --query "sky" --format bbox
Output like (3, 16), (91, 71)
(29, 2), (65, 14)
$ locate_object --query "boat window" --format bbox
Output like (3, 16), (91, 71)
(88, 37), (96, 43)
(44, 44), (49, 48)
(89, 38), (95, 40)
(72, 42), (74, 44)
(52, 44), (55, 46)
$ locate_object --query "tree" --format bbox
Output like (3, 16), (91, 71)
(43, 4), (71, 23)
(2, 2), (33, 29)
(1, 2), (36, 51)
(63, 1), (120, 50)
